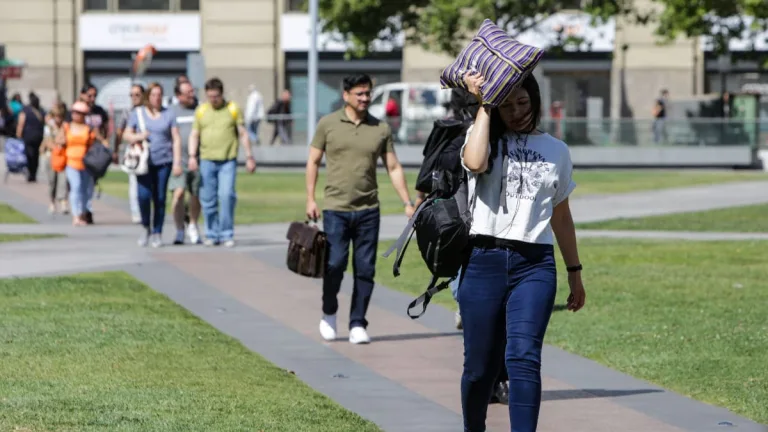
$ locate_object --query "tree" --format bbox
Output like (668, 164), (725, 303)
(314, 0), (637, 57)
(311, 0), (767, 57)
(653, 0), (768, 55)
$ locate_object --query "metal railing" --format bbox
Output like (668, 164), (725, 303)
(255, 114), (768, 149)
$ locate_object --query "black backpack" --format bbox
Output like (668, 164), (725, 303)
(383, 119), (477, 319)
(415, 118), (470, 196)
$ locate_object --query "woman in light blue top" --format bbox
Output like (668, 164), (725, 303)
(123, 82), (182, 248)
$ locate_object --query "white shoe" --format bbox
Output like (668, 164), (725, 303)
(203, 238), (217, 247)
(137, 230), (149, 247)
(131, 215), (142, 224)
(319, 315), (337, 341)
(223, 239), (235, 248)
(187, 224), (201, 244)
(349, 326), (371, 345)
(150, 234), (163, 248)
(455, 311), (463, 330)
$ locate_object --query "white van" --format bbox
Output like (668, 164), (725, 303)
(369, 82), (452, 144)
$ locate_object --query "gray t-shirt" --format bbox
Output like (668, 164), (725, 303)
(170, 103), (197, 166)
(128, 106), (177, 166)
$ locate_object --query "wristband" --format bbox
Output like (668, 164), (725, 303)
(566, 264), (583, 273)
(404, 200), (414, 207)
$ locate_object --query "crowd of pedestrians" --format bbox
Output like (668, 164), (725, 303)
(3, 68), (587, 432)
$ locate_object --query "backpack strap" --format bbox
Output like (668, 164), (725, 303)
(227, 101), (239, 121)
(406, 274), (456, 319)
(382, 191), (438, 277)
(195, 103), (209, 120)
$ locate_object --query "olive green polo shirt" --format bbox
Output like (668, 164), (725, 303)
(311, 109), (395, 212)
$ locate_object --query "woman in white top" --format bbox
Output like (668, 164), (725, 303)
(458, 71), (586, 432)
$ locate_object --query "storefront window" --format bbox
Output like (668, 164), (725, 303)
(118, 0), (170, 10)
(84, 0), (109, 10)
(180, 0), (199, 11)
(285, 0), (305, 12)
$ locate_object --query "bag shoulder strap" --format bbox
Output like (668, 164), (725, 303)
(382, 191), (437, 277)
(227, 101), (239, 121)
(499, 135), (509, 214)
(406, 274), (456, 319)
(135, 107), (147, 132)
(195, 103), (210, 120)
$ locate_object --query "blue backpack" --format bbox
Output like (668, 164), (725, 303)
(4, 137), (27, 173)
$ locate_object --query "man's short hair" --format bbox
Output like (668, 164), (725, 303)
(342, 74), (373, 92)
(205, 78), (224, 93)
(175, 81), (191, 96)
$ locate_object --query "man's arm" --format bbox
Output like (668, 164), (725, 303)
(237, 124), (253, 159)
(306, 147), (323, 203)
(383, 151), (414, 212)
(188, 129), (200, 159)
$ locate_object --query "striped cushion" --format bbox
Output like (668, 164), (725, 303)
(440, 19), (544, 107)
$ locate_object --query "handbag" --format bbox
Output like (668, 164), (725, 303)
(50, 145), (67, 172)
(121, 107), (150, 176)
(285, 221), (327, 278)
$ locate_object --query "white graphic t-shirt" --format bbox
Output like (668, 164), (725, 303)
(460, 128), (576, 245)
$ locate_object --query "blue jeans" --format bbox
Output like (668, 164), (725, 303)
(137, 162), (172, 234)
(322, 207), (380, 329)
(65, 166), (93, 217)
(459, 242), (557, 432)
(199, 159), (237, 242)
(451, 268), (462, 301)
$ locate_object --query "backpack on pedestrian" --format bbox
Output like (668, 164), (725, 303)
(3, 137), (28, 182)
(383, 119), (477, 319)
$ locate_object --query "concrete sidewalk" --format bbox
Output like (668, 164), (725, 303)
(1, 174), (767, 431)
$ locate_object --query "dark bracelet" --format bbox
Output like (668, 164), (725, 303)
(566, 264), (583, 273)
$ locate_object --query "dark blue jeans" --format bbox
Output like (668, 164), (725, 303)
(322, 207), (380, 329)
(458, 241), (557, 432)
(136, 162), (172, 234)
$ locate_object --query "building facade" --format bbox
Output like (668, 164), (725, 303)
(1, 0), (765, 128)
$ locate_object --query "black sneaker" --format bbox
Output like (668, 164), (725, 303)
(83, 211), (94, 225)
(490, 381), (509, 405)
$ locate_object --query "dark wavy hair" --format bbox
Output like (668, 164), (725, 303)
(487, 73), (542, 164)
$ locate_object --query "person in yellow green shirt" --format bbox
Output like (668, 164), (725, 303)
(187, 78), (256, 247)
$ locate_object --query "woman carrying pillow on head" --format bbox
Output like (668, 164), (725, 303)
(57, 101), (108, 226)
(458, 71), (586, 432)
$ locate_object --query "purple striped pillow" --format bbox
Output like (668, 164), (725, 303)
(440, 19), (544, 107)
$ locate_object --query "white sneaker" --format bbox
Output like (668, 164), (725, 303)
(137, 230), (149, 247)
(187, 224), (201, 244)
(349, 327), (371, 345)
(203, 238), (217, 247)
(150, 234), (163, 248)
(223, 239), (236, 248)
(455, 311), (463, 330)
(131, 215), (142, 224)
(173, 230), (185, 245)
(319, 315), (337, 341)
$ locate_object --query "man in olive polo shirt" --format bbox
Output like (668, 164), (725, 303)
(188, 77), (256, 248)
(306, 73), (415, 345)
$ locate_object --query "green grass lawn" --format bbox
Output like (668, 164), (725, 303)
(0, 203), (35, 224)
(577, 203), (768, 232)
(97, 169), (768, 224)
(375, 238), (768, 424)
(0, 233), (62, 243)
(0, 272), (380, 431)
(571, 169), (766, 195)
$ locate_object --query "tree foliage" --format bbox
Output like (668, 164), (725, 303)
(307, 0), (768, 57)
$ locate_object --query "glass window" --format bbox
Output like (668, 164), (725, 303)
(285, 0), (305, 12)
(84, 0), (109, 10)
(180, 0), (199, 10)
(118, 0), (170, 10)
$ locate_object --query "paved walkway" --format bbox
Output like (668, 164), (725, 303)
(1, 173), (767, 431)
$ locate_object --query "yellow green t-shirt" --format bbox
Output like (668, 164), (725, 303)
(192, 101), (243, 161)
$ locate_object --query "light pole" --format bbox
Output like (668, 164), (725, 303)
(307, 0), (319, 146)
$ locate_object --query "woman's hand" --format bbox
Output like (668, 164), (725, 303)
(172, 163), (183, 177)
(566, 272), (586, 312)
(463, 71), (485, 98)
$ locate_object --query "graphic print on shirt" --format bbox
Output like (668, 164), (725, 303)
(505, 136), (550, 201)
